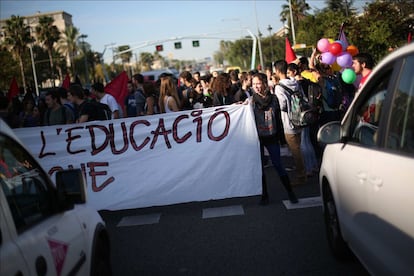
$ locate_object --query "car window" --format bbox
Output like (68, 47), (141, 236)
(386, 55), (414, 155)
(351, 71), (391, 147)
(0, 135), (55, 233)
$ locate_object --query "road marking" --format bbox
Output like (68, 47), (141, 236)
(283, 196), (322, 210)
(202, 205), (244, 219)
(117, 213), (161, 227)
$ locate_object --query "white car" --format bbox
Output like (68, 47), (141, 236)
(0, 119), (111, 275)
(318, 43), (414, 275)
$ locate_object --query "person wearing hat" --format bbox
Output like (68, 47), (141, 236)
(91, 82), (120, 119)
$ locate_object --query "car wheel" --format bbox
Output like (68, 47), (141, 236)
(323, 186), (351, 259)
(91, 235), (112, 276)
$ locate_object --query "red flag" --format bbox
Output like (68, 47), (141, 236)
(105, 71), (129, 107)
(8, 76), (19, 100)
(62, 73), (70, 89)
(285, 37), (297, 63)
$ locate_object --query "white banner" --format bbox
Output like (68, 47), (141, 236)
(14, 104), (262, 211)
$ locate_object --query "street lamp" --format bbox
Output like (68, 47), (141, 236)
(267, 25), (274, 63)
(79, 34), (89, 85)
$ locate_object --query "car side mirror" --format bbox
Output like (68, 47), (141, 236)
(317, 121), (342, 144)
(56, 169), (87, 209)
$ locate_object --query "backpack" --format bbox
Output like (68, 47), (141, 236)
(279, 83), (319, 128)
(307, 82), (323, 113)
(89, 101), (112, 121)
(253, 95), (279, 137)
(322, 76), (343, 110)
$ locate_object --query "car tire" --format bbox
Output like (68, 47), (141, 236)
(91, 234), (112, 276)
(323, 186), (352, 260)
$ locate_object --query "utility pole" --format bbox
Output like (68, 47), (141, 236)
(254, 0), (264, 70)
(267, 25), (274, 63)
(79, 34), (89, 85)
(288, 0), (296, 45)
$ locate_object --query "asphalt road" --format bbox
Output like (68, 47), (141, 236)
(100, 152), (369, 276)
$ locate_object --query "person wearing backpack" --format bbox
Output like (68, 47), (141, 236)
(91, 82), (120, 119)
(274, 60), (307, 187)
(315, 63), (342, 126)
(68, 84), (111, 123)
(251, 72), (298, 205)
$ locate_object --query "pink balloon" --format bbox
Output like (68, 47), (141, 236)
(321, 52), (336, 65)
(336, 52), (353, 68)
(317, 38), (330, 53)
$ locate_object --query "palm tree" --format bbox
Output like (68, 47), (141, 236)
(58, 25), (79, 76)
(35, 16), (61, 81)
(324, 0), (355, 16)
(140, 52), (154, 71)
(279, 0), (311, 40)
(116, 45), (132, 72)
(3, 15), (33, 93)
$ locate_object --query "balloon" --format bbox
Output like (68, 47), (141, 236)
(331, 61), (341, 72)
(321, 52), (336, 65)
(328, 38), (334, 44)
(329, 42), (343, 56)
(317, 38), (330, 53)
(335, 40), (346, 51)
(336, 52), (353, 68)
(342, 68), (357, 84)
(347, 45), (359, 56)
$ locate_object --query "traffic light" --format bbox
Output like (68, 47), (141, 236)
(155, 44), (163, 52)
(192, 40), (200, 47)
(174, 42), (182, 49)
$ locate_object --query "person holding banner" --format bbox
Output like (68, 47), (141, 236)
(251, 73), (298, 205)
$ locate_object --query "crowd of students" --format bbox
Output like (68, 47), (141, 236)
(1, 51), (374, 204)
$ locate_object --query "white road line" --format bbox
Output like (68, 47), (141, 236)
(283, 196), (322, 210)
(202, 205), (245, 219)
(117, 213), (161, 227)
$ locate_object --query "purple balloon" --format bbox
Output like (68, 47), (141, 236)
(321, 52), (336, 65)
(336, 52), (353, 68)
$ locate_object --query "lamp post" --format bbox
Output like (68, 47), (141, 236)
(79, 34), (89, 85)
(267, 25), (274, 63)
(29, 27), (39, 96)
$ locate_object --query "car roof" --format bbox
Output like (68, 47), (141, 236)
(364, 43), (414, 86)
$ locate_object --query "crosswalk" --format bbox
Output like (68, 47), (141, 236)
(116, 196), (322, 227)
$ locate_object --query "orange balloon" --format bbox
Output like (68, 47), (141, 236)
(347, 45), (359, 56)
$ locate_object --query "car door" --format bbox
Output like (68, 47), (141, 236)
(337, 64), (392, 259)
(365, 54), (414, 275)
(0, 133), (89, 276)
(0, 189), (30, 276)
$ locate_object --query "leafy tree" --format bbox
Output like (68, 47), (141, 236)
(0, 47), (20, 90)
(348, 0), (414, 61)
(35, 16), (60, 80)
(2, 15), (33, 93)
(58, 25), (80, 75)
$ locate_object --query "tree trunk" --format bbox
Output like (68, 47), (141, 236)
(48, 48), (55, 86)
(18, 55), (26, 94)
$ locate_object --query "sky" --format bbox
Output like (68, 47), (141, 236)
(0, 0), (370, 64)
